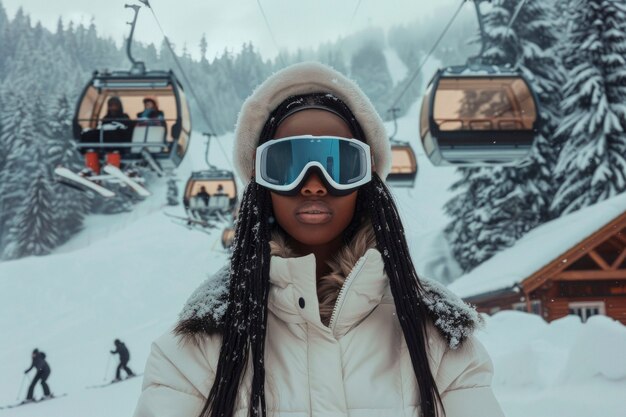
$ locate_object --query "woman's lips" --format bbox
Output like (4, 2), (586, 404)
(295, 201), (333, 224)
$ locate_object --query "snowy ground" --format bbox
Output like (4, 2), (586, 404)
(479, 312), (626, 417)
(1, 63), (624, 416)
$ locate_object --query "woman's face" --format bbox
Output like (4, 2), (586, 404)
(269, 109), (358, 248)
(108, 101), (121, 113)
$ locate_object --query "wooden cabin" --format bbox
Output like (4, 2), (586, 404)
(448, 193), (626, 325)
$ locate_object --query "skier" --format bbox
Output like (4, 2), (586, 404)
(24, 349), (52, 402)
(110, 339), (135, 382)
(134, 62), (504, 417)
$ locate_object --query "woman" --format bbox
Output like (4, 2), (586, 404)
(101, 96), (133, 155)
(137, 97), (165, 122)
(102, 96), (131, 124)
(134, 62), (504, 417)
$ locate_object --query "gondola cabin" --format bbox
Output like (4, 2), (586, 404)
(420, 66), (540, 166)
(387, 142), (418, 188)
(73, 70), (191, 172)
(183, 170), (238, 219)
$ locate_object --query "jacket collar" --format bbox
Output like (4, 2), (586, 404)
(176, 226), (483, 349)
(268, 247), (387, 338)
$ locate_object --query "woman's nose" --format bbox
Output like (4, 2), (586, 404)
(301, 173), (328, 196)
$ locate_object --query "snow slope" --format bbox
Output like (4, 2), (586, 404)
(478, 312), (626, 417)
(383, 48), (408, 85)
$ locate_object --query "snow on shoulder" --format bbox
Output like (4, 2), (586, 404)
(448, 191), (626, 298)
(175, 264), (483, 349)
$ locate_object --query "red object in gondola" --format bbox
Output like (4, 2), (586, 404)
(106, 151), (122, 168)
(85, 150), (101, 174)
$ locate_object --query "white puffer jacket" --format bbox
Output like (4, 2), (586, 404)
(134, 242), (504, 417)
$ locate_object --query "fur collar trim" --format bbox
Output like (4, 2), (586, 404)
(176, 228), (483, 350)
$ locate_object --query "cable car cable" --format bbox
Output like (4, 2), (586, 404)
(501, 0), (529, 69)
(257, 0), (365, 68)
(387, 0), (465, 112)
(348, 0), (364, 31)
(388, 107), (400, 141)
(471, 0), (529, 67)
(505, 0), (529, 33)
(257, 0), (287, 67)
(138, 0), (235, 170)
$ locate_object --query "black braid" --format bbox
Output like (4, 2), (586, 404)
(200, 181), (272, 417)
(362, 174), (444, 417)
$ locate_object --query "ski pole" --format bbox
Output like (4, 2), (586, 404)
(16, 374), (27, 401)
(103, 354), (112, 382)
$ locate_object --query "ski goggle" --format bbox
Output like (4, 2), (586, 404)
(255, 135), (372, 196)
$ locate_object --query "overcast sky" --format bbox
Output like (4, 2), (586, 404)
(3, 0), (466, 60)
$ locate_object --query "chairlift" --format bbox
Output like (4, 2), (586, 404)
(413, 1), (541, 166)
(55, 3), (191, 198)
(73, 69), (192, 171)
(183, 170), (238, 221)
(388, 141), (418, 187)
(419, 65), (540, 166)
(386, 108), (418, 188)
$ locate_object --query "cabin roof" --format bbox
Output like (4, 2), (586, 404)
(448, 192), (626, 298)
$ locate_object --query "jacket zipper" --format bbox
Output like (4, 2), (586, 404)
(328, 252), (370, 333)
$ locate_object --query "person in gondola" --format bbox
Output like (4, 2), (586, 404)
(211, 183), (230, 214)
(24, 348), (52, 402)
(102, 96), (131, 126)
(188, 187), (211, 224)
(134, 62), (504, 417)
(214, 184), (226, 196)
(110, 339), (135, 382)
(196, 186), (211, 206)
(137, 97), (165, 125)
(102, 96), (133, 155)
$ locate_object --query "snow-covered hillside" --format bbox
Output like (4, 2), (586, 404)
(1, 83), (624, 417)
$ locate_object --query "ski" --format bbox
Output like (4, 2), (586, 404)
(102, 165), (151, 197)
(86, 373), (143, 389)
(2, 393), (68, 409)
(164, 212), (218, 229)
(141, 149), (165, 177)
(54, 167), (116, 198)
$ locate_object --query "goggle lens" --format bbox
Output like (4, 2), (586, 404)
(261, 137), (369, 190)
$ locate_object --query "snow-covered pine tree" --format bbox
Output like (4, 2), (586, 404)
(0, 1), (8, 79)
(350, 43), (393, 116)
(199, 33), (208, 65)
(233, 42), (271, 100)
(445, 0), (565, 272)
(2, 173), (63, 259)
(204, 49), (243, 133)
(0, 87), (40, 252)
(48, 93), (92, 239)
(551, 0), (626, 215)
(317, 43), (348, 75)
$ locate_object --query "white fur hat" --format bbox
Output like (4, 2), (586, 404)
(233, 61), (392, 184)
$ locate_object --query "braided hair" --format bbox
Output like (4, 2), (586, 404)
(200, 94), (443, 417)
